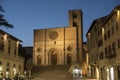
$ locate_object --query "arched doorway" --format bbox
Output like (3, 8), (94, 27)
(37, 55), (41, 66)
(67, 53), (71, 65)
(49, 48), (58, 65)
(51, 53), (57, 65)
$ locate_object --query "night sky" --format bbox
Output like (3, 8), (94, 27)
(0, 0), (119, 46)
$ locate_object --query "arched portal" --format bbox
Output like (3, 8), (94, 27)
(51, 53), (57, 65)
(48, 48), (58, 65)
(37, 55), (41, 66)
(67, 53), (71, 65)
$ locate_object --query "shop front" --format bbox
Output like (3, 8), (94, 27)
(105, 66), (114, 80)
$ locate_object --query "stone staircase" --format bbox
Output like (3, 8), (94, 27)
(31, 65), (70, 80)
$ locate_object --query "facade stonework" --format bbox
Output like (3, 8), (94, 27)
(33, 10), (83, 66)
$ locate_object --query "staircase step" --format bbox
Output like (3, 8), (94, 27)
(31, 65), (70, 79)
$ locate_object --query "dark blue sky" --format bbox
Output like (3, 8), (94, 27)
(0, 0), (119, 46)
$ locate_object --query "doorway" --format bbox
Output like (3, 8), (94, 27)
(51, 53), (57, 65)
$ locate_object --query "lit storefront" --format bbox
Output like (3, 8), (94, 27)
(105, 66), (114, 80)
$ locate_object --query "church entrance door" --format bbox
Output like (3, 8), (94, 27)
(51, 53), (57, 65)
(49, 48), (58, 65)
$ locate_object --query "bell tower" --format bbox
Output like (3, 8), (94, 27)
(68, 10), (83, 63)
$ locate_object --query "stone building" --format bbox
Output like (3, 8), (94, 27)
(33, 10), (83, 66)
(86, 5), (120, 80)
(0, 29), (24, 78)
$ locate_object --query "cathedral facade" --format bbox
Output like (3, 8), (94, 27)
(33, 10), (83, 66)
